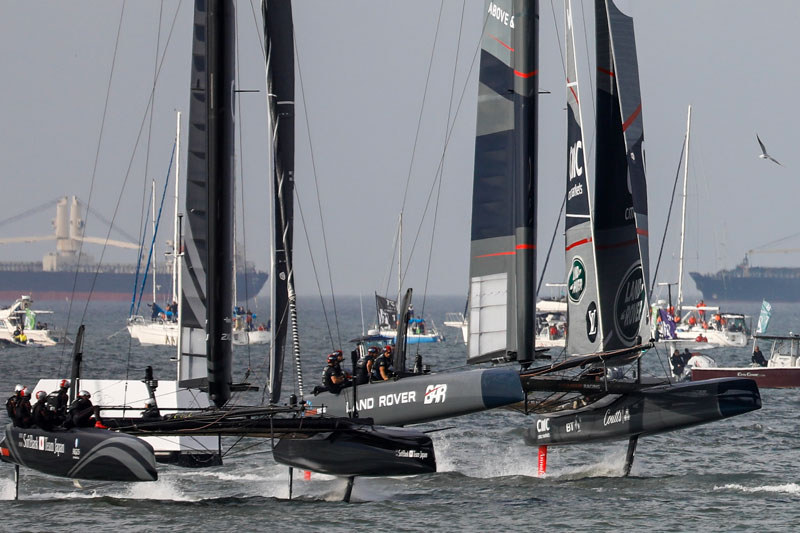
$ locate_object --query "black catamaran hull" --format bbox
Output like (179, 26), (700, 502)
(308, 367), (524, 426)
(0, 424), (157, 482)
(523, 378), (761, 446)
(272, 425), (435, 477)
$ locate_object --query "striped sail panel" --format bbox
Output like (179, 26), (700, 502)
(607, 0), (649, 310)
(179, 0), (212, 388)
(564, 0), (601, 355)
(592, 0), (644, 351)
(179, 0), (236, 407)
(265, 0), (295, 405)
(468, 0), (538, 364)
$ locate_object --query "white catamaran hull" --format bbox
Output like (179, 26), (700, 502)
(232, 328), (271, 346)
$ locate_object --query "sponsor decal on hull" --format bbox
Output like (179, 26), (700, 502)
(19, 433), (66, 457)
(603, 408), (631, 427)
(536, 418), (550, 439)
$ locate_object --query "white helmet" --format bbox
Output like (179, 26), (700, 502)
(144, 398), (155, 407)
(14, 384), (23, 393)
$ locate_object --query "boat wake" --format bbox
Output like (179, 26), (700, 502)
(714, 482), (800, 495)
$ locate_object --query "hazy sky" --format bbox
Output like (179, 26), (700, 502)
(0, 1), (797, 300)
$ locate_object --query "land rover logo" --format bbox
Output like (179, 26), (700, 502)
(614, 265), (645, 342)
(586, 301), (598, 342)
(568, 257), (586, 303)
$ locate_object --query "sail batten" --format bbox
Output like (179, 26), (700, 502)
(468, 0), (538, 365)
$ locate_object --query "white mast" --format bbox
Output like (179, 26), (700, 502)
(172, 111), (181, 305)
(151, 178), (157, 305)
(397, 212), (403, 299)
(677, 105), (691, 313)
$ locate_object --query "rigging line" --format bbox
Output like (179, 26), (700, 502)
(234, 2), (253, 373)
(247, 0), (267, 61)
(59, 0), (127, 374)
(81, 203), (140, 243)
(420, 0), (467, 331)
(294, 30), (341, 350)
(549, 0), (566, 77)
(579, 0), (596, 131)
(0, 197), (61, 229)
(536, 192), (567, 298)
(651, 135), (687, 290)
(400, 13), (489, 288)
(399, 0), (446, 217)
(381, 218), (401, 299)
(294, 190), (335, 347)
(65, 0), (185, 360)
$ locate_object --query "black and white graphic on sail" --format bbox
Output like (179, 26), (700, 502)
(564, 0), (601, 355)
(592, 0), (648, 351)
(469, 0), (538, 364)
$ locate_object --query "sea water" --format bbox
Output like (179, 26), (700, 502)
(0, 296), (797, 531)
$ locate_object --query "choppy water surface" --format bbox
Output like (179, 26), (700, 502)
(1, 296), (797, 531)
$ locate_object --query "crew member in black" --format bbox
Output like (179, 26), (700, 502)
(6, 384), (23, 420)
(321, 353), (346, 394)
(32, 391), (57, 431)
(670, 349), (685, 378)
(48, 379), (71, 424)
(682, 348), (694, 366)
(355, 346), (379, 385)
(14, 388), (33, 428)
(373, 348), (394, 381)
(141, 398), (162, 420)
(752, 345), (768, 367)
(66, 390), (97, 428)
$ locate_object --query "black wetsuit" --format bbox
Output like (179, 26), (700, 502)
(5, 394), (18, 419)
(14, 397), (32, 428)
(32, 399), (57, 431)
(355, 355), (375, 385)
(670, 352), (685, 377)
(752, 349), (767, 367)
(66, 397), (95, 428)
(373, 354), (393, 381)
(322, 365), (345, 394)
(47, 389), (70, 424)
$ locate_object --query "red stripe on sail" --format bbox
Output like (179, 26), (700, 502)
(516, 244), (536, 250)
(565, 237), (592, 251)
(515, 69), (538, 78)
(636, 228), (648, 236)
(597, 67), (615, 77)
(490, 34), (514, 51)
(622, 104), (642, 132)
(568, 84), (579, 104)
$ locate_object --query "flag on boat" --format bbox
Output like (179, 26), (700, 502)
(25, 308), (35, 330)
(657, 308), (677, 340)
(756, 300), (772, 334)
(375, 294), (398, 329)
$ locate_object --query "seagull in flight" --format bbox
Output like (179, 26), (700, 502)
(757, 134), (783, 166)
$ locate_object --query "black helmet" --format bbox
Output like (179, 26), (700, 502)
(36, 391), (47, 401)
(78, 390), (91, 399)
(327, 354), (338, 365)
(367, 346), (379, 354)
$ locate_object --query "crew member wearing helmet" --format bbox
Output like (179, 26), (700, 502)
(14, 387), (33, 428)
(321, 352), (347, 394)
(49, 379), (71, 424)
(141, 398), (161, 420)
(32, 391), (57, 431)
(66, 390), (97, 428)
(355, 346), (379, 385)
(5, 384), (23, 420)
(373, 346), (394, 381)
